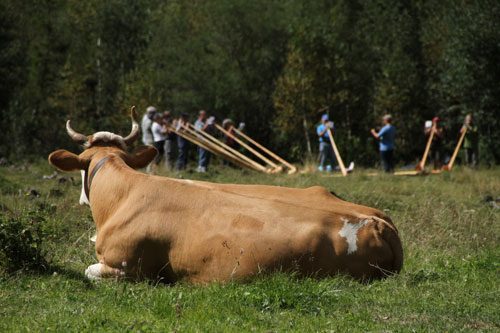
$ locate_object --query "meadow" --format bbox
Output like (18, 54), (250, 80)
(1, 160), (499, 332)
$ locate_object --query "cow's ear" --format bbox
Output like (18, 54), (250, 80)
(126, 145), (158, 169)
(48, 149), (89, 171)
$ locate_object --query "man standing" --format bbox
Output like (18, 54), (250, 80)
(425, 116), (444, 169)
(461, 114), (479, 166)
(370, 114), (395, 173)
(141, 106), (157, 173)
(316, 114), (336, 172)
(194, 110), (214, 173)
(142, 106), (157, 146)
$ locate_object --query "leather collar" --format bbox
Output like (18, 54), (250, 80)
(84, 156), (111, 201)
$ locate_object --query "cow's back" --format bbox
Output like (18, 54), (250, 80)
(149, 179), (402, 282)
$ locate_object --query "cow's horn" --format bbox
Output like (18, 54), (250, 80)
(123, 106), (140, 146)
(66, 120), (89, 145)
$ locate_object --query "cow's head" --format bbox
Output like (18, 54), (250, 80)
(49, 106), (157, 205)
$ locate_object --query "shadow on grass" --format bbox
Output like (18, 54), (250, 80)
(2, 263), (95, 289)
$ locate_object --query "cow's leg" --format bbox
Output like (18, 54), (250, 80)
(85, 262), (122, 280)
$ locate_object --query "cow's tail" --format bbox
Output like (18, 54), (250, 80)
(376, 217), (404, 275)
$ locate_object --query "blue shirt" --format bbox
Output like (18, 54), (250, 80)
(317, 123), (334, 142)
(194, 119), (213, 134)
(378, 125), (395, 151)
(194, 119), (205, 131)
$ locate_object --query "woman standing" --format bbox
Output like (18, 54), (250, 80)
(370, 114), (396, 173)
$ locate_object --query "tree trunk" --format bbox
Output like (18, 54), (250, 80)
(302, 109), (312, 157)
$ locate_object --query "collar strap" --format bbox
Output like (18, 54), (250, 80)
(84, 156), (111, 201)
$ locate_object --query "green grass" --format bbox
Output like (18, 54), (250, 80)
(1, 160), (499, 331)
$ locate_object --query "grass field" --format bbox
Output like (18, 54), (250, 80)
(1, 160), (499, 331)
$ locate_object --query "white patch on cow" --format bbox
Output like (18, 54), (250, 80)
(85, 263), (102, 280)
(338, 218), (373, 255)
(185, 179), (194, 184)
(79, 170), (90, 206)
(84, 131), (127, 150)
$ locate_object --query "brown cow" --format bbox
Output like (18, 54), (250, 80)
(48, 107), (403, 283)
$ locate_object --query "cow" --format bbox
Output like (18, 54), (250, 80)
(48, 107), (403, 283)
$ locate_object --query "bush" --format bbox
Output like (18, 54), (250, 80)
(0, 210), (49, 273)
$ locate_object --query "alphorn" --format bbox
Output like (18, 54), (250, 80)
(168, 125), (239, 167)
(183, 125), (257, 171)
(178, 124), (258, 171)
(176, 124), (238, 163)
(416, 124), (435, 171)
(327, 128), (347, 177)
(169, 125), (254, 171)
(186, 123), (267, 173)
(393, 169), (443, 176)
(214, 123), (281, 172)
(186, 123), (269, 173)
(442, 127), (467, 171)
(231, 126), (297, 174)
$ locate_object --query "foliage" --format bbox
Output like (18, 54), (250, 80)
(0, 0), (499, 165)
(423, 0), (500, 164)
(0, 209), (48, 273)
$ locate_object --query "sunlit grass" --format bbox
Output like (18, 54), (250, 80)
(0, 161), (499, 331)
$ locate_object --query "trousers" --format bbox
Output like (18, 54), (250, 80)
(198, 147), (211, 168)
(319, 142), (336, 168)
(379, 150), (394, 173)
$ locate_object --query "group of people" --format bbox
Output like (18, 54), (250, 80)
(141, 106), (179, 173)
(141, 106), (237, 173)
(142, 106), (479, 175)
(317, 113), (479, 173)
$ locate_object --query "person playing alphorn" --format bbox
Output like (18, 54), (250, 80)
(316, 114), (336, 172)
(461, 114), (479, 166)
(194, 110), (214, 173)
(370, 114), (396, 173)
(425, 117), (444, 170)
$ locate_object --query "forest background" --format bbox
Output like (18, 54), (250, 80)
(1, 0), (499, 166)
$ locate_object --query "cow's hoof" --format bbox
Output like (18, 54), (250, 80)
(85, 263), (102, 280)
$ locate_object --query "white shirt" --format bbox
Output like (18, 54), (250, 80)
(141, 115), (154, 145)
(152, 122), (167, 142)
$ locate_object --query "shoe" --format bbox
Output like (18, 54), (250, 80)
(347, 161), (355, 172)
(317, 166), (323, 172)
(326, 165), (332, 172)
